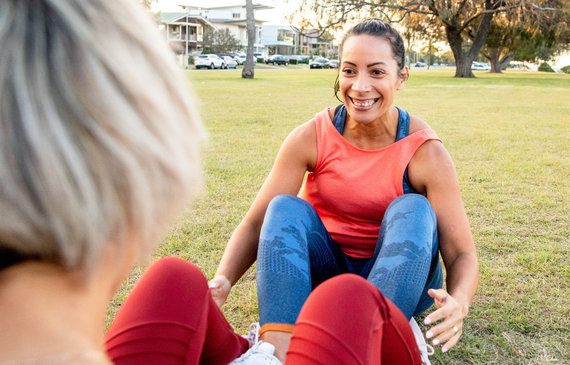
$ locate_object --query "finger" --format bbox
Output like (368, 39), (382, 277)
(426, 313), (462, 340)
(430, 323), (462, 347)
(427, 289), (449, 305)
(424, 305), (449, 325)
(441, 331), (461, 353)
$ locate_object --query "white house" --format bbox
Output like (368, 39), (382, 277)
(175, 1), (273, 54)
(262, 25), (296, 55)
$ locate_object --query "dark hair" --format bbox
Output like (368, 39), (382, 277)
(333, 18), (408, 101)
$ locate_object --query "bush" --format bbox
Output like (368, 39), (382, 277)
(257, 57), (264, 63)
(201, 47), (215, 55)
(298, 58), (309, 64)
(290, 59), (298, 65)
(538, 63), (555, 72)
(561, 65), (570, 74)
(188, 56), (194, 65)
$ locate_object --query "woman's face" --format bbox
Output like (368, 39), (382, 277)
(339, 34), (407, 124)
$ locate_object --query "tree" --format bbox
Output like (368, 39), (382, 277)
(139, 0), (155, 12)
(290, 0), (563, 78)
(481, 0), (570, 73)
(212, 28), (243, 54)
(402, 13), (445, 69)
(138, 0), (160, 24)
(242, 0), (255, 79)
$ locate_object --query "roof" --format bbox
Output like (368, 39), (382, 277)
(160, 13), (188, 22)
(160, 12), (218, 29)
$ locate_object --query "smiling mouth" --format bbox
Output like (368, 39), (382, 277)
(350, 97), (379, 107)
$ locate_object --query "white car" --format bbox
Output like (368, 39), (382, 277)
(222, 56), (237, 69)
(472, 62), (491, 70)
(195, 54), (224, 69)
(236, 54), (257, 65)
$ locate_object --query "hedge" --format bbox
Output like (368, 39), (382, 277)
(538, 63), (555, 72)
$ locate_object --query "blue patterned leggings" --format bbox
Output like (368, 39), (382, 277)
(257, 194), (443, 327)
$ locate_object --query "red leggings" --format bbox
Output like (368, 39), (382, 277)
(104, 257), (421, 365)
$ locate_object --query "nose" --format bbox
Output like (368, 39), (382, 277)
(352, 72), (371, 92)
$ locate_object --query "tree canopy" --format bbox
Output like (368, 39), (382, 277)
(291, 0), (568, 78)
(212, 28), (243, 54)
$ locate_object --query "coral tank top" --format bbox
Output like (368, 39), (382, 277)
(299, 107), (442, 258)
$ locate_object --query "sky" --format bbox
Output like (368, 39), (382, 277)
(152, 0), (294, 25)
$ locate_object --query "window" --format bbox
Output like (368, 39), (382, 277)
(197, 25), (203, 42)
(277, 30), (294, 43)
(233, 13), (241, 19)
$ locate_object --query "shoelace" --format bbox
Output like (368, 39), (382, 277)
(417, 342), (435, 365)
(244, 322), (260, 345)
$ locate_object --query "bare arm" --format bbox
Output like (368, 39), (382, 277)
(210, 119), (317, 307)
(408, 139), (479, 352)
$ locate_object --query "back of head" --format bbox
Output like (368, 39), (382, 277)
(0, 0), (204, 275)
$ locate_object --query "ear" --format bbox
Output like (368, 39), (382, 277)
(397, 66), (409, 90)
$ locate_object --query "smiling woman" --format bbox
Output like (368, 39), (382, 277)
(211, 18), (479, 364)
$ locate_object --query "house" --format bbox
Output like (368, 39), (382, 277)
(159, 12), (218, 66)
(296, 29), (334, 57)
(261, 26), (334, 58)
(262, 25), (296, 55)
(176, 1), (273, 54)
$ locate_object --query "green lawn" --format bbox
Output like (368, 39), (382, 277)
(108, 69), (570, 364)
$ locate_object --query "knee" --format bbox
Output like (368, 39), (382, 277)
(301, 274), (388, 319)
(387, 194), (436, 221)
(266, 194), (310, 213)
(146, 257), (208, 296)
(314, 274), (381, 303)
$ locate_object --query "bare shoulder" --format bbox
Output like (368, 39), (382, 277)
(408, 113), (432, 134)
(281, 117), (318, 171)
(288, 117), (316, 141)
(409, 138), (456, 194)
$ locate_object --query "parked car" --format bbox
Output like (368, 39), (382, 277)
(472, 62), (491, 70)
(254, 52), (267, 62)
(310, 58), (330, 69)
(236, 54), (257, 65)
(195, 54), (224, 69)
(329, 59), (339, 68)
(221, 56), (237, 69)
(266, 55), (289, 66)
(414, 62), (427, 67)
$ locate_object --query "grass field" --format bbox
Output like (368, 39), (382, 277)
(107, 69), (570, 364)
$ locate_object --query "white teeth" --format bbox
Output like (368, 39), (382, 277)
(353, 99), (376, 107)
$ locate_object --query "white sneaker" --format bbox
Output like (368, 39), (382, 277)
(229, 340), (282, 365)
(409, 318), (434, 365)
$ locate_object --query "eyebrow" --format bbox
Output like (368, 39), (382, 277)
(343, 61), (388, 67)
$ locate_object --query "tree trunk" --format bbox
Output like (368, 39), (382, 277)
(427, 37), (432, 70)
(499, 53), (515, 71)
(242, 0), (255, 79)
(446, 25), (475, 78)
(445, 5), (495, 78)
(486, 48), (503, 73)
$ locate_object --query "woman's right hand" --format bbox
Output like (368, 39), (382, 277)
(208, 275), (231, 308)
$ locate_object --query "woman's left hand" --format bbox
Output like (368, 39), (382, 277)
(423, 289), (467, 353)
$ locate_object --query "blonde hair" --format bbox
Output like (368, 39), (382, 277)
(0, 0), (204, 274)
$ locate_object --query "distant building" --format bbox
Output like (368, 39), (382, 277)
(296, 29), (334, 57)
(159, 1), (335, 65)
(262, 25), (296, 55)
(177, 1), (273, 54)
(261, 26), (334, 57)
(159, 12), (217, 65)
